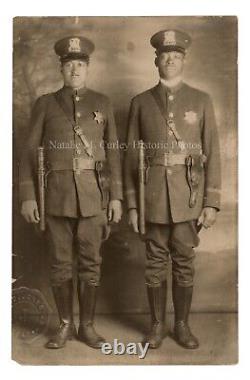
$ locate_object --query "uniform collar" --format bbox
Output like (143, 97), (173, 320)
(159, 77), (183, 93)
(61, 85), (88, 97)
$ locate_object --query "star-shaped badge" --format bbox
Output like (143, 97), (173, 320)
(93, 111), (105, 124)
(184, 111), (197, 124)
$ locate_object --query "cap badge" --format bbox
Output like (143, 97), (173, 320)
(163, 31), (176, 46)
(93, 111), (105, 124)
(68, 38), (81, 53)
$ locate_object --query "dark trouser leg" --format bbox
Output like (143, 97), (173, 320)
(76, 212), (109, 348)
(143, 223), (170, 348)
(45, 216), (77, 349)
(170, 220), (200, 349)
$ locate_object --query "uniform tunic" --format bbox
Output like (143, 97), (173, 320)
(124, 81), (221, 286)
(19, 86), (123, 285)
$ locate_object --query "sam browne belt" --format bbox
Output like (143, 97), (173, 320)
(48, 157), (97, 172)
(149, 153), (188, 167)
(147, 153), (206, 208)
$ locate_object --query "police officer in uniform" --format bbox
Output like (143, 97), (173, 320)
(19, 36), (123, 349)
(124, 30), (221, 349)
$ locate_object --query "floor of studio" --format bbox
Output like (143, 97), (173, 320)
(12, 312), (237, 365)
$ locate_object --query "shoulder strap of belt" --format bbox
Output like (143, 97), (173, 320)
(53, 92), (93, 157)
(150, 86), (168, 121)
(150, 87), (184, 144)
(53, 91), (75, 123)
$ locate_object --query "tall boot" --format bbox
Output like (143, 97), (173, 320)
(46, 279), (76, 349)
(77, 281), (106, 349)
(172, 283), (199, 349)
(143, 281), (167, 349)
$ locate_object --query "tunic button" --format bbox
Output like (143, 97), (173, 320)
(76, 112), (81, 118)
(168, 95), (174, 101)
(169, 112), (174, 118)
(75, 96), (80, 101)
(167, 168), (172, 175)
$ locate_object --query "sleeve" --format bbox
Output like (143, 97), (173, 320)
(202, 94), (221, 210)
(104, 98), (123, 201)
(123, 97), (140, 210)
(19, 96), (47, 202)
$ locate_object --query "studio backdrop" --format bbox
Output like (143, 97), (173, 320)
(13, 16), (237, 315)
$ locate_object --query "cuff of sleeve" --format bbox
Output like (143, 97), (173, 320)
(110, 182), (123, 201)
(19, 181), (36, 202)
(203, 189), (221, 211)
(125, 189), (137, 209)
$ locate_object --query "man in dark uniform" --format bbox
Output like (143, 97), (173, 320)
(19, 36), (123, 349)
(124, 29), (221, 349)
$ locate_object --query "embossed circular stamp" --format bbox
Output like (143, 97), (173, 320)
(12, 287), (50, 343)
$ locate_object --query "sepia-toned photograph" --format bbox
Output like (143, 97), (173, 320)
(12, 16), (237, 365)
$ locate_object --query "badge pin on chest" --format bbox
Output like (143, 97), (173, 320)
(93, 111), (105, 124)
(184, 111), (198, 124)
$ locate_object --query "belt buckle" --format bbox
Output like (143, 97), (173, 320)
(73, 157), (81, 174)
(164, 153), (170, 166)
